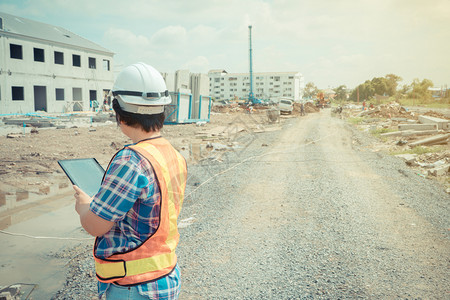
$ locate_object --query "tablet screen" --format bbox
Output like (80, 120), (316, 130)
(58, 158), (105, 197)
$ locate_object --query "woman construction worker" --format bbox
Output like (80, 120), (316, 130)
(73, 62), (187, 299)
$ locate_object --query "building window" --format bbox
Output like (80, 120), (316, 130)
(89, 90), (97, 100)
(89, 57), (96, 69)
(12, 86), (24, 101)
(55, 88), (65, 101)
(102, 59), (110, 71)
(73, 88), (82, 100)
(289, 76), (294, 79)
(10, 44), (23, 59)
(73, 54), (81, 67)
(54, 51), (64, 65)
(34, 48), (45, 62)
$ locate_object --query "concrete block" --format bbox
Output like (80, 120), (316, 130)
(398, 123), (437, 131)
(418, 115), (449, 130)
(428, 164), (450, 176)
(409, 133), (449, 147)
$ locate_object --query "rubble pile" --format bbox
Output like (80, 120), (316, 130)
(360, 102), (418, 120)
(342, 102), (449, 190)
(396, 150), (450, 179)
(423, 110), (449, 120)
(211, 102), (241, 113)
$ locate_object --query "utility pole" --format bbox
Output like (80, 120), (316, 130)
(248, 25), (254, 104)
(357, 86), (359, 104)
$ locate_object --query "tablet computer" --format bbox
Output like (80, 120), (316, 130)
(58, 158), (105, 197)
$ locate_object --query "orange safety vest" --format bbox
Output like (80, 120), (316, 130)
(93, 137), (187, 285)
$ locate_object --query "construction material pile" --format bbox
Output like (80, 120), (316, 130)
(304, 102), (320, 113)
(211, 102), (240, 113)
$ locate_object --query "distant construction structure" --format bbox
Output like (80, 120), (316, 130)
(0, 12), (114, 114)
(208, 70), (305, 102)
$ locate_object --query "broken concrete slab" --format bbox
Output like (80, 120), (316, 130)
(427, 164), (450, 176)
(3, 118), (55, 128)
(398, 123), (438, 131)
(395, 154), (418, 165)
(400, 130), (440, 137)
(418, 115), (449, 130)
(380, 130), (439, 137)
(409, 133), (450, 147)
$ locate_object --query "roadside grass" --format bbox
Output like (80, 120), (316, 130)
(390, 145), (447, 156)
(347, 117), (364, 125)
(375, 97), (450, 108)
(370, 127), (395, 141)
(343, 97), (449, 108)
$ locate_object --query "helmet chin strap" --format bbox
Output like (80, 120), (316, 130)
(116, 97), (164, 115)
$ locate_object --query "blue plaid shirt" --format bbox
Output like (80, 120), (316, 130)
(90, 147), (181, 299)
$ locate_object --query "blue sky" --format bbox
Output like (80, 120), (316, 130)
(1, 0), (449, 89)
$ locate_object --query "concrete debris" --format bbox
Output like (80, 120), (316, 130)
(6, 134), (23, 139)
(408, 133), (449, 147)
(266, 109), (280, 123)
(381, 130), (440, 137)
(359, 102), (417, 120)
(418, 115), (449, 130)
(0, 285), (21, 300)
(398, 124), (437, 131)
(344, 102), (449, 190)
(196, 121), (207, 126)
(428, 164), (450, 177)
(395, 154), (418, 165)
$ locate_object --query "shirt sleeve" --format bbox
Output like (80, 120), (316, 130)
(90, 149), (150, 222)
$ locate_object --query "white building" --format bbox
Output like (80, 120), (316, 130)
(208, 70), (305, 102)
(0, 12), (114, 114)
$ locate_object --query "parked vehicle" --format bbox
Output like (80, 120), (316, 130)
(278, 98), (294, 114)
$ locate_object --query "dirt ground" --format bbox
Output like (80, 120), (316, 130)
(0, 109), (287, 228)
(0, 104), (448, 224)
(0, 105), (448, 299)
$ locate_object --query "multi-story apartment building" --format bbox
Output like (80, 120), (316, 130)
(208, 70), (305, 102)
(0, 12), (114, 114)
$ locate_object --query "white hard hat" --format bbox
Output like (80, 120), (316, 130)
(112, 62), (171, 114)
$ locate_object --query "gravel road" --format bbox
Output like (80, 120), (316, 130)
(54, 109), (449, 299)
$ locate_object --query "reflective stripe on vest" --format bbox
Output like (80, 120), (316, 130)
(93, 137), (187, 285)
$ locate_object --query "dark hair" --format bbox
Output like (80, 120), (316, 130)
(112, 98), (165, 132)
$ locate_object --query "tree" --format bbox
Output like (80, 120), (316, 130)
(349, 80), (375, 102)
(304, 82), (319, 99)
(334, 85), (347, 101)
(385, 74), (402, 96)
(371, 77), (388, 96)
(409, 78), (433, 99)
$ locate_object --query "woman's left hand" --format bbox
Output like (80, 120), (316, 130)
(73, 185), (93, 216)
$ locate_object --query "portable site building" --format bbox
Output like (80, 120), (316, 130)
(162, 71), (211, 124)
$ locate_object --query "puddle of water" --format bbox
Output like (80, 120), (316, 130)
(0, 176), (72, 229)
(0, 200), (92, 299)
